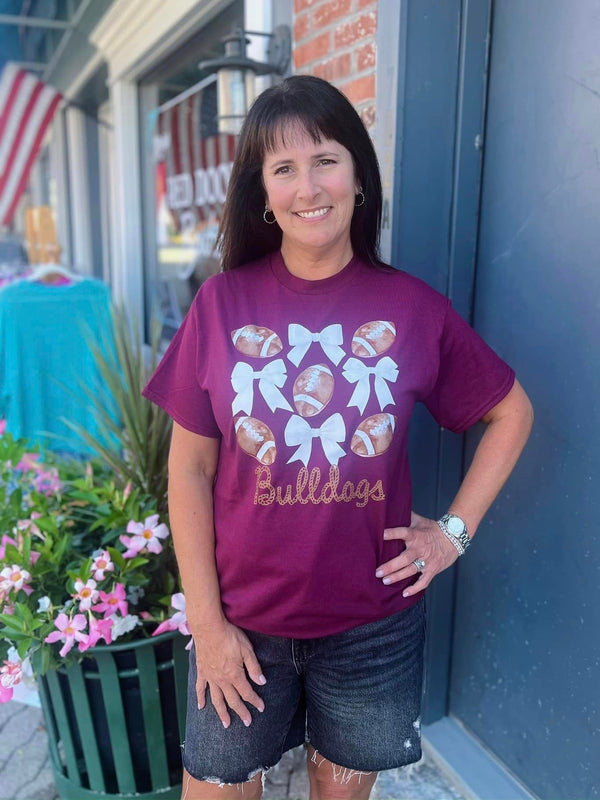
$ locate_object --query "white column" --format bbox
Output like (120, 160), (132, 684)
(66, 106), (93, 274)
(98, 101), (114, 286)
(109, 79), (144, 328)
(245, 0), (273, 98)
(49, 109), (72, 267)
(374, 0), (403, 264)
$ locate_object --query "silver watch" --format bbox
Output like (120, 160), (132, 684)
(437, 513), (470, 556)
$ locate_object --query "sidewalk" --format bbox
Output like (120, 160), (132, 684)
(0, 699), (466, 800)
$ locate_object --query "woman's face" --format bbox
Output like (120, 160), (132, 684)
(262, 127), (359, 264)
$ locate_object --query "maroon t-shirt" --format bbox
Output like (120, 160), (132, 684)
(143, 252), (515, 637)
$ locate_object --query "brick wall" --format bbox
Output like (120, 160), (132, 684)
(292, 0), (377, 131)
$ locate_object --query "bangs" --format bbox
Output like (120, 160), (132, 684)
(255, 111), (344, 157)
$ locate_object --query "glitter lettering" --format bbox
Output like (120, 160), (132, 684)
(253, 466), (386, 508)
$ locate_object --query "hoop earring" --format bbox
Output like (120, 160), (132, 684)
(355, 191), (365, 207)
(263, 206), (276, 224)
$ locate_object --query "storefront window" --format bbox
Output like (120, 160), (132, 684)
(139, 0), (244, 341)
(152, 79), (237, 334)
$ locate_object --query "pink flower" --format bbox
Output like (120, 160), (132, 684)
(92, 583), (128, 618)
(0, 418), (6, 436)
(0, 535), (17, 560)
(73, 578), (99, 611)
(33, 467), (62, 496)
(14, 453), (62, 495)
(123, 482), (132, 500)
(15, 452), (40, 471)
(0, 660), (23, 697)
(0, 589), (14, 614)
(0, 684), (14, 702)
(1, 532), (40, 565)
(91, 551), (114, 581)
(120, 515), (169, 558)
(78, 613), (113, 651)
(153, 592), (191, 638)
(45, 613), (88, 657)
(1, 660), (21, 684)
(0, 565), (33, 595)
(16, 517), (43, 540)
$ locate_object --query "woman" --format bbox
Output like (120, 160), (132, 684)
(143, 75), (533, 800)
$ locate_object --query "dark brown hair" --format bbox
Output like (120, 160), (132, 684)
(218, 75), (383, 270)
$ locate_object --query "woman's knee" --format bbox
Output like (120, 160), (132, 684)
(306, 746), (377, 800)
(181, 768), (263, 800)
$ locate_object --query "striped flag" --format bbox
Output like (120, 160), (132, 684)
(0, 62), (62, 226)
(156, 92), (236, 232)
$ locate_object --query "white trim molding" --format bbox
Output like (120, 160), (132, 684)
(109, 80), (143, 326)
(374, 0), (404, 264)
(48, 109), (71, 267)
(90, 0), (232, 82)
(65, 106), (93, 275)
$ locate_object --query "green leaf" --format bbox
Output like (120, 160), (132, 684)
(1, 543), (20, 563)
(17, 639), (32, 660)
(0, 630), (30, 641)
(107, 547), (125, 570)
(123, 556), (149, 571)
(0, 612), (23, 628)
(59, 305), (171, 508)
(54, 534), (72, 564)
(163, 571), (176, 596)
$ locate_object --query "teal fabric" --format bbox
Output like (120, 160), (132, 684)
(0, 278), (115, 454)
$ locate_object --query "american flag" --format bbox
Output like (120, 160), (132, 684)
(155, 86), (236, 234)
(0, 62), (62, 226)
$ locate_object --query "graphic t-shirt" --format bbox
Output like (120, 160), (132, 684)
(143, 252), (515, 637)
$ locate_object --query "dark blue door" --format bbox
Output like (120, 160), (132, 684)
(391, 1), (600, 797)
(448, 2), (600, 798)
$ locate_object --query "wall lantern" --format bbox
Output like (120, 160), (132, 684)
(199, 26), (291, 134)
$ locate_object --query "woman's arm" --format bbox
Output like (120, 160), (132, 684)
(168, 422), (266, 727)
(375, 378), (534, 594)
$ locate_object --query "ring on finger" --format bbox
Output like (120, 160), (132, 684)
(412, 558), (426, 571)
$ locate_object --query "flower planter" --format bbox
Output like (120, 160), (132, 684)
(36, 630), (189, 800)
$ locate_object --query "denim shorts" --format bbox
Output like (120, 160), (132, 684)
(182, 599), (425, 784)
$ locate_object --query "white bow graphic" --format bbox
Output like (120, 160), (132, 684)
(285, 413), (346, 467)
(287, 324), (345, 367)
(342, 356), (399, 413)
(231, 359), (293, 415)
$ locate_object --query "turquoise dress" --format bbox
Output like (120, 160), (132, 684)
(0, 277), (115, 454)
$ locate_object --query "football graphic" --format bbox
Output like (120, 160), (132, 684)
(351, 413), (396, 457)
(234, 416), (277, 464)
(351, 321), (396, 358)
(292, 364), (335, 417)
(231, 325), (283, 358)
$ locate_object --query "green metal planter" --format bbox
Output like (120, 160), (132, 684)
(36, 631), (189, 800)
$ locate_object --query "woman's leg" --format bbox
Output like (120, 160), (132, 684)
(302, 602), (426, 799)
(181, 767), (263, 800)
(181, 632), (304, 799)
(306, 745), (377, 800)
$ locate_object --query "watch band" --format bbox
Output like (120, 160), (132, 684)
(436, 513), (470, 556)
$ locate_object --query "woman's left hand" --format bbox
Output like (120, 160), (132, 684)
(375, 511), (460, 597)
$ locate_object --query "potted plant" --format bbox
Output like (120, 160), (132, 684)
(0, 313), (190, 799)
(0, 429), (191, 799)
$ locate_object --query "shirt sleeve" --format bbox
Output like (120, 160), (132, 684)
(142, 298), (220, 438)
(423, 301), (515, 433)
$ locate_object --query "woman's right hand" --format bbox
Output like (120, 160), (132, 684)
(193, 620), (266, 728)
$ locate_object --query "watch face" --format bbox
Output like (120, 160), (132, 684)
(447, 516), (465, 535)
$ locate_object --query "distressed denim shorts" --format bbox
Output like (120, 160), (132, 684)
(182, 599), (425, 784)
